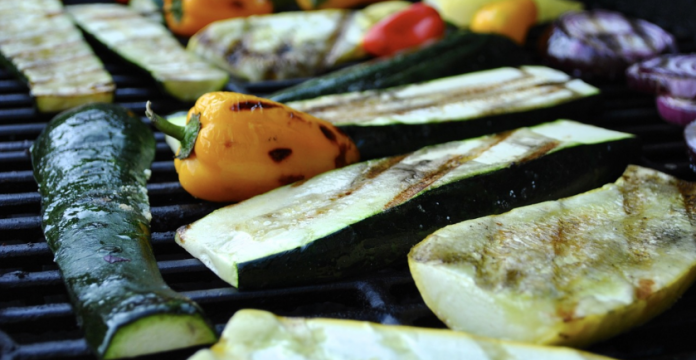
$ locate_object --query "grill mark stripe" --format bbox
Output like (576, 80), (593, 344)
(384, 132), (513, 210)
(513, 139), (561, 165)
(300, 71), (534, 116)
(305, 75), (576, 125)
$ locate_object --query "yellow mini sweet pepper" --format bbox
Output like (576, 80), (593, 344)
(146, 92), (360, 202)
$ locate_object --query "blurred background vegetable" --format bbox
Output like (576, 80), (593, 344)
(296, 0), (387, 10)
(424, 0), (581, 28)
(470, 0), (537, 45)
(362, 2), (445, 57)
(541, 10), (676, 79)
(164, 0), (273, 37)
(627, 54), (696, 125)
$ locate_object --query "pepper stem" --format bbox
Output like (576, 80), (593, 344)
(145, 101), (201, 160)
(146, 101), (185, 140)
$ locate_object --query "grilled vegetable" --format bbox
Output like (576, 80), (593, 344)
(410, 165), (696, 348)
(129, 0), (164, 22)
(0, 0), (114, 112)
(296, 0), (387, 10)
(656, 94), (696, 126)
(163, 0), (273, 37)
(187, 6), (404, 82)
(627, 54), (696, 100)
(147, 92), (359, 202)
(542, 10), (676, 79)
(470, 0), (537, 45)
(188, 309), (617, 360)
(362, 3), (445, 57)
(269, 31), (529, 103)
(288, 66), (599, 160)
(31, 103), (217, 359)
(67, 3), (228, 102)
(176, 120), (638, 289)
(424, 0), (582, 28)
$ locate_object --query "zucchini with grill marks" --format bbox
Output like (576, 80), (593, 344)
(409, 165), (696, 348)
(66, 3), (228, 102)
(0, 0), (114, 113)
(176, 120), (638, 289)
(288, 66), (599, 160)
(269, 31), (529, 103)
(31, 103), (216, 359)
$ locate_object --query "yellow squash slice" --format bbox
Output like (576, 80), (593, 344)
(189, 309), (616, 360)
(409, 165), (696, 348)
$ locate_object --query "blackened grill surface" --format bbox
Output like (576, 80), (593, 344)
(2, 2), (696, 360)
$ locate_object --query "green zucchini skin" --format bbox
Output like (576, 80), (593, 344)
(269, 31), (529, 103)
(236, 137), (640, 289)
(340, 96), (599, 160)
(31, 104), (215, 358)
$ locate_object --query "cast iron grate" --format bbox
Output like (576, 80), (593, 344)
(2, 2), (696, 360)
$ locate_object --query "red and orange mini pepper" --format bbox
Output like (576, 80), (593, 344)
(147, 92), (360, 202)
(362, 2), (445, 57)
(164, 0), (273, 37)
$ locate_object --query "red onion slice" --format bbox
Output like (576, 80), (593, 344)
(656, 94), (696, 126)
(542, 10), (676, 78)
(627, 54), (696, 99)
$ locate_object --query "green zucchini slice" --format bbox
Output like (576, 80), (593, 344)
(176, 120), (638, 289)
(66, 3), (228, 102)
(0, 0), (114, 112)
(409, 165), (696, 348)
(31, 103), (216, 359)
(288, 66), (599, 160)
(188, 309), (617, 360)
(269, 31), (529, 103)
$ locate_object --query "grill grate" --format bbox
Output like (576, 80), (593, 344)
(3, 2), (696, 360)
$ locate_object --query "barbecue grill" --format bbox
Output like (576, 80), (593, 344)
(2, 1), (696, 359)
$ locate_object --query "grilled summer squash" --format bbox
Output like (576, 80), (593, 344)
(409, 165), (696, 348)
(31, 104), (216, 359)
(288, 66), (599, 160)
(0, 0), (114, 112)
(66, 4), (228, 102)
(176, 120), (638, 289)
(188, 309), (617, 360)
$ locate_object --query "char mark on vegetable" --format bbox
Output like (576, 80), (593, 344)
(231, 101), (279, 111)
(515, 140), (560, 164)
(384, 132), (511, 209)
(319, 125), (337, 142)
(279, 174), (305, 185)
(334, 143), (351, 168)
(269, 148), (293, 162)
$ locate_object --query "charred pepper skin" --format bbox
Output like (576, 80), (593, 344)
(150, 92), (360, 202)
(31, 103), (216, 359)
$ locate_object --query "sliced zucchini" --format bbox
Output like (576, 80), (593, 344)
(188, 309), (616, 360)
(0, 0), (114, 113)
(187, 5), (406, 82)
(269, 31), (529, 103)
(409, 165), (696, 348)
(66, 3), (228, 102)
(31, 104), (217, 359)
(288, 66), (599, 160)
(176, 120), (638, 289)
